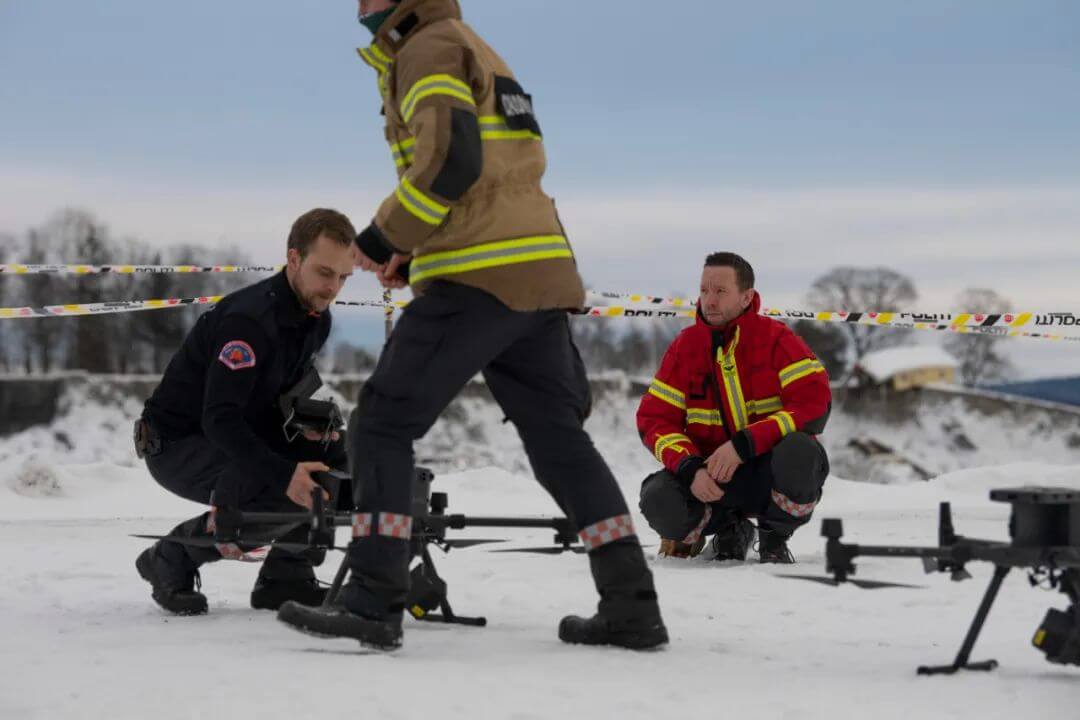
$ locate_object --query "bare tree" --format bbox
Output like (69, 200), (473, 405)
(38, 210), (118, 373)
(944, 288), (1016, 387)
(19, 227), (68, 373)
(806, 266), (918, 374)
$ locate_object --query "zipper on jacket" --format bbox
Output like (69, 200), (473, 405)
(708, 329), (736, 437)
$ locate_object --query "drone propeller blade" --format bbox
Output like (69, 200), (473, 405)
(442, 538), (506, 549)
(491, 545), (587, 555)
(130, 533), (319, 554)
(777, 573), (923, 590)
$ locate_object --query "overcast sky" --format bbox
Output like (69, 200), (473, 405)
(2, 0), (1078, 376)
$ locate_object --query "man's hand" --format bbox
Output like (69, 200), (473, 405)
(376, 252), (411, 290)
(690, 468), (725, 503)
(706, 441), (743, 484)
(353, 246), (383, 273)
(286, 461), (331, 509)
(301, 428), (340, 443)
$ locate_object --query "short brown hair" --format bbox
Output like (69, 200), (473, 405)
(288, 208), (356, 258)
(704, 251), (755, 291)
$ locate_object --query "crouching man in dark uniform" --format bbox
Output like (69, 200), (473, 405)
(134, 208), (357, 615)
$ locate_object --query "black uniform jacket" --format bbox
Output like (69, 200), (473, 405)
(144, 271), (331, 496)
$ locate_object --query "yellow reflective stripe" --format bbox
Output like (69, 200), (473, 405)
(400, 74), (475, 123)
(718, 327), (748, 431)
(686, 408), (723, 426)
(390, 138), (417, 168)
(357, 46), (390, 73)
(653, 433), (692, 463)
(369, 44), (392, 64)
(779, 357), (819, 379)
(779, 358), (825, 388)
(409, 236), (572, 284)
(478, 115), (542, 141)
(395, 177), (449, 226)
(747, 396), (783, 415)
(769, 411), (796, 437)
(648, 378), (686, 410)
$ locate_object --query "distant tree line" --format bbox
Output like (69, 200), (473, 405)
(0, 209), (252, 374)
(1, 210), (1014, 386)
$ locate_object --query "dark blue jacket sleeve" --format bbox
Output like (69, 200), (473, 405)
(201, 315), (295, 498)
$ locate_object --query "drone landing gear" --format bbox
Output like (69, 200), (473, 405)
(319, 543), (487, 627)
(405, 544), (487, 627)
(917, 565), (1009, 675)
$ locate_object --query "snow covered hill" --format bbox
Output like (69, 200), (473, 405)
(2, 460), (1079, 719)
(4, 374), (1080, 490)
(2, 376), (1080, 718)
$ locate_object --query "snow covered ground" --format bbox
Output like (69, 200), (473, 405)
(2, 454), (1079, 719)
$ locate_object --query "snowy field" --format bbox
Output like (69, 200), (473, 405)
(2, 455), (1079, 719)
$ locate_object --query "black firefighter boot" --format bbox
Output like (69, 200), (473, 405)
(707, 510), (756, 562)
(251, 535), (328, 610)
(251, 574), (327, 611)
(559, 541), (669, 650)
(135, 514), (219, 615)
(277, 541), (407, 651)
(757, 526), (796, 564)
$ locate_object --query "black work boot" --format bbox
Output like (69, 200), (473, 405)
(251, 577), (328, 611)
(559, 542), (668, 650)
(757, 527), (795, 564)
(707, 514), (756, 561)
(136, 514), (220, 615)
(278, 577), (403, 651)
(277, 602), (403, 650)
(135, 542), (208, 616)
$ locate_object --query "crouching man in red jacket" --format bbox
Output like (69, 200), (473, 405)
(636, 252), (831, 563)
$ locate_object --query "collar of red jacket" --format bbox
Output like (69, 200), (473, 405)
(365, 0), (462, 61)
(695, 289), (763, 341)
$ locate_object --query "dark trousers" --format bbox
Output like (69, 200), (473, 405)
(145, 432), (347, 581)
(345, 282), (635, 616)
(639, 432), (829, 541)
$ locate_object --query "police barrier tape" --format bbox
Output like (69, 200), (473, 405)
(0, 264), (282, 275)
(757, 308), (1080, 335)
(7, 264), (1074, 334)
(590, 290), (1080, 332)
(0, 296), (224, 318)
(2, 293), (1079, 343)
(0, 297), (695, 322)
(2, 266), (1078, 342)
(0, 296), (412, 319)
(590, 290), (695, 307)
(0, 295), (675, 321)
(590, 292), (1080, 335)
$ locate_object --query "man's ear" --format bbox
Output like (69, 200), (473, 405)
(286, 247), (302, 271)
(741, 288), (754, 311)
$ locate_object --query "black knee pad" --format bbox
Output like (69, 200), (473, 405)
(639, 470), (679, 516)
(639, 470), (699, 539)
(770, 432), (828, 502)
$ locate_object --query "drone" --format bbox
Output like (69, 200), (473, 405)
(135, 467), (584, 627)
(786, 486), (1080, 674)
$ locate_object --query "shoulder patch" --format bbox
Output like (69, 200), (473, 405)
(218, 340), (256, 370)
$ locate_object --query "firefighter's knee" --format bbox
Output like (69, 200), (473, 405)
(770, 432), (828, 502)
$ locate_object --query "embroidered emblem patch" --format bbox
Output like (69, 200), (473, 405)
(218, 340), (256, 370)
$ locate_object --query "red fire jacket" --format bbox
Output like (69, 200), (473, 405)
(636, 292), (831, 482)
